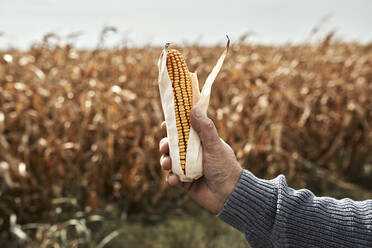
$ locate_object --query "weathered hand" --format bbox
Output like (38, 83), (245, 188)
(159, 107), (243, 214)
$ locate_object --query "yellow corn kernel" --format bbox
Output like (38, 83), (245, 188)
(166, 49), (193, 174)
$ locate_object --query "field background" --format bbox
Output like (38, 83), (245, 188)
(0, 31), (372, 247)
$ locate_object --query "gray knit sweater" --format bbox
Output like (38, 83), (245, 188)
(217, 170), (372, 247)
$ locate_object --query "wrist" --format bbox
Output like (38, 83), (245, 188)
(220, 165), (243, 204)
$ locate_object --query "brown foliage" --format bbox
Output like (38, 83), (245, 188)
(0, 38), (371, 228)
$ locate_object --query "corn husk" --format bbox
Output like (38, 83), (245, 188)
(157, 39), (229, 182)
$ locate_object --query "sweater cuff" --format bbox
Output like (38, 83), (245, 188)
(216, 169), (279, 234)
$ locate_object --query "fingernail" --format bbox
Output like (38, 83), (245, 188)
(194, 107), (203, 119)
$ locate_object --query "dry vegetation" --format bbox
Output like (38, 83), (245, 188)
(0, 33), (371, 246)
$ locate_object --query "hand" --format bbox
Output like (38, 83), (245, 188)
(159, 107), (243, 214)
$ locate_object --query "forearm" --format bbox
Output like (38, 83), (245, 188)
(217, 169), (372, 248)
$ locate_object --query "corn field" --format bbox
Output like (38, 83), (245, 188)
(0, 33), (372, 246)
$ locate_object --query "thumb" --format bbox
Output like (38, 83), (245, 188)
(190, 107), (220, 151)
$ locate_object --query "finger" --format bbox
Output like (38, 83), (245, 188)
(159, 137), (169, 154)
(161, 121), (167, 132)
(190, 107), (220, 150)
(167, 172), (182, 187)
(160, 155), (172, 170)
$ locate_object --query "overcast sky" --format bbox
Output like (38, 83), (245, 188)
(0, 0), (371, 49)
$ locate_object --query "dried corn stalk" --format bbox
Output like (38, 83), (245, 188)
(158, 38), (230, 182)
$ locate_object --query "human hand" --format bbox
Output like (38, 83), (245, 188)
(159, 107), (243, 214)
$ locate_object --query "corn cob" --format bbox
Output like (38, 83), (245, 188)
(158, 37), (229, 182)
(166, 49), (192, 174)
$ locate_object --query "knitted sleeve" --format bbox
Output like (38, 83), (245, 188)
(217, 169), (372, 248)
